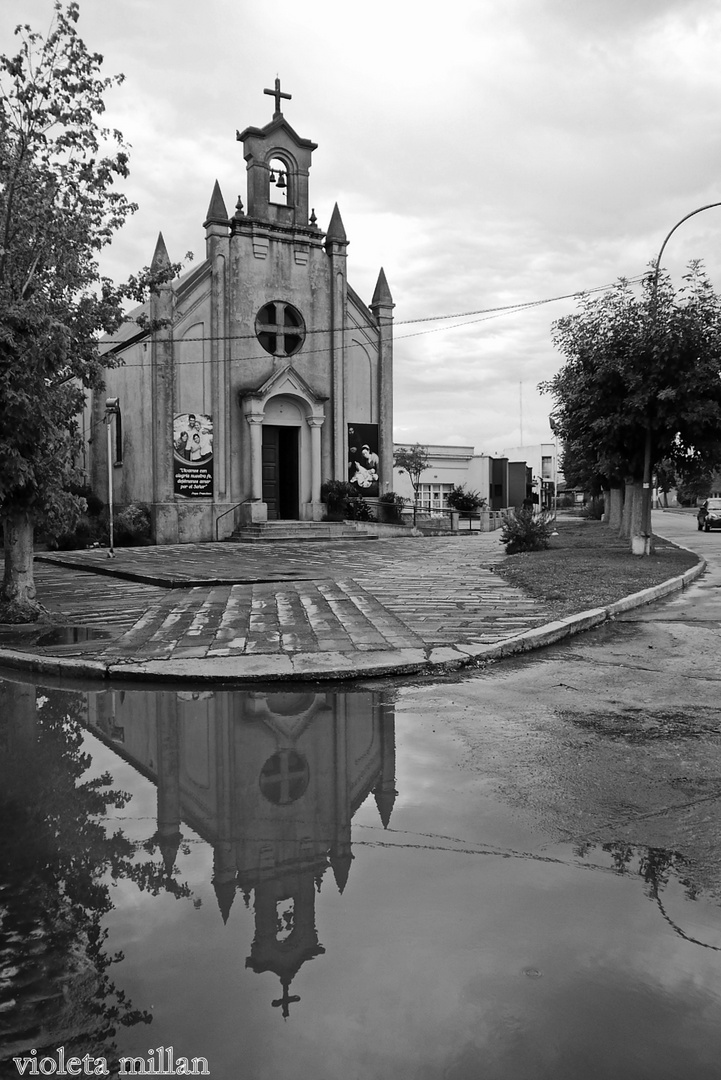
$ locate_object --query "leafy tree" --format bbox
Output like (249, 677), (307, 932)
(445, 484), (485, 512)
(0, 681), (191, 1064)
(654, 458), (677, 508)
(674, 463), (715, 506)
(393, 443), (430, 502)
(0, 4), (180, 622)
(558, 438), (607, 498)
(542, 265), (721, 553)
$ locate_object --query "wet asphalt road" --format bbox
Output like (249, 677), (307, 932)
(382, 511), (721, 898)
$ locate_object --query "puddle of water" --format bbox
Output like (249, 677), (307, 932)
(1, 677), (721, 1079)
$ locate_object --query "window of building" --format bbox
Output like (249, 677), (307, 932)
(255, 301), (305, 357)
(417, 483), (454, 512)
(541, 456), (553, 480)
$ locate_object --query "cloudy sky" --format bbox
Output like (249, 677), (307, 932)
(6, 0), (721, 454)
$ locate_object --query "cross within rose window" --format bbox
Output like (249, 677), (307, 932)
(255, 301), (305, 357)
(259, 749), (310, 805)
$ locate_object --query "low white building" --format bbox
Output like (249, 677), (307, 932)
(392, 442), (559, 512)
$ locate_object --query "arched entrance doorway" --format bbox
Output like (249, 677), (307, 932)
(262, 424), (299, 519)
(239, 366), (326, 525)
(261, 394), (303, 521)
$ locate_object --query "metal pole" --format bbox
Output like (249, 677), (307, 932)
(106, 414), (114, 561)
(640, 202), (721, 554)
(105, 398), (119, 558)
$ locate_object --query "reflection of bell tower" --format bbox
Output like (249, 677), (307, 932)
(245, 861), (326, 1018)
(232, 690), (398, 1015)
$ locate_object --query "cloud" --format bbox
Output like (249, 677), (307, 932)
(6, 0), (721, 451)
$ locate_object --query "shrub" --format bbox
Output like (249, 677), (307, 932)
(321, 479), (354, 517)
(53, 517), (101, 551)
(346, 498), (375, 522)
(500, 508), (554, 554)
(445, 485), (485, 513)
(378, 491), (406, 523)
(113, 503), (152, 546)
(582, 495), (605, 520)
(46, 485), (106, 550)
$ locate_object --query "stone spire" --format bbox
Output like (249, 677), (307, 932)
(150, 232), (171, 273)
(204, 180), (229, 227)
(371, 267), (393, 309)
(325, 202), (347, 246)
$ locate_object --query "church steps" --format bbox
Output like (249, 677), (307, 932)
(230, 521), (378, 543)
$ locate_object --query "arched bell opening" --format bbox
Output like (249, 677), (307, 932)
(268, 155), (289, 206)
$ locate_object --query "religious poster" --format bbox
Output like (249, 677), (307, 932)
(348, 423), (379, 497)
(173, 412), (213, 498)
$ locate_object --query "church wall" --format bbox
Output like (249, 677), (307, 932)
(176, 320), (210, 417)
(346, 339), (375, 424)
(227, 234), (335, 501)
(346, 294), (380, 425)
(93, 338), (154, 507)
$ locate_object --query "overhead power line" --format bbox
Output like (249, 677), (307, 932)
(95, 273), (648, 368)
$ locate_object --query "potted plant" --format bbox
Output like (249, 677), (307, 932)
(445, 485), (485, 516)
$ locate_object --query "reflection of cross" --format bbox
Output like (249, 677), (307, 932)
(264, 77), (291, 117)
(272, 981), (301, 1019)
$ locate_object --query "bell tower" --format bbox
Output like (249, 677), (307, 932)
(236, 78), (318, 229)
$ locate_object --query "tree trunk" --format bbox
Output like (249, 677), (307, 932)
(619, 480), (634, 539)
(1, 509), (41, 623)
(607, 485), (623, 531)
(628, 480), (655, 556)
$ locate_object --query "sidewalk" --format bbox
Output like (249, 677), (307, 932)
(0, 530), (706, 684)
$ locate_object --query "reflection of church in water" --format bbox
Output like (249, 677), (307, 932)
(87, 688), (397, 1016)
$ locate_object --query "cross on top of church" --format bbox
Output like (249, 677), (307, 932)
(264, 77), (291, 118)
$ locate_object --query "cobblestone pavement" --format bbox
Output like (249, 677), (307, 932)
(0, 534), (558, 680)
(0, 525), (705, 682)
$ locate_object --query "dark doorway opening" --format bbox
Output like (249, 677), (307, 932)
(262, 426), (300, 520)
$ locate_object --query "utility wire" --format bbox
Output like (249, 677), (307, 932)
(95, 274), (647, 368)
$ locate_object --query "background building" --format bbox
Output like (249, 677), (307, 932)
(392, 442), (557, 512)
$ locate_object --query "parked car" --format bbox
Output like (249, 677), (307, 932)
(697, 497), (721, 531)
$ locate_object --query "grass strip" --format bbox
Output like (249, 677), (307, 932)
(495, 517), (699, 620)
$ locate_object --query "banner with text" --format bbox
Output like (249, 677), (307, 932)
(174, 412), (213, 498)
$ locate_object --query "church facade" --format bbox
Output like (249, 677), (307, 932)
(89, 81), (394, 544)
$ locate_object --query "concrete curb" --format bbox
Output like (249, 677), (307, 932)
(0, 555), (707, 685)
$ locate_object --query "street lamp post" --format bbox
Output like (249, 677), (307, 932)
(636, 202), (721, 555)
(105, 397), (120, 558)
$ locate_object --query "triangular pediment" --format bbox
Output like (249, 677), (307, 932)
(237, 115), (318, 153)
(247, 363), (328, 407)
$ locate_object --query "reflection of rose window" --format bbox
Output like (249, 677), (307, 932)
(259, 750), (310, 804)
(255, 301), (305, 357)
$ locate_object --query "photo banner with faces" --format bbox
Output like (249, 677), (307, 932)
(173, 412), (213, 498)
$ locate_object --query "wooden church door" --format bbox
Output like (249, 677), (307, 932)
(262, 426), (300, 519)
